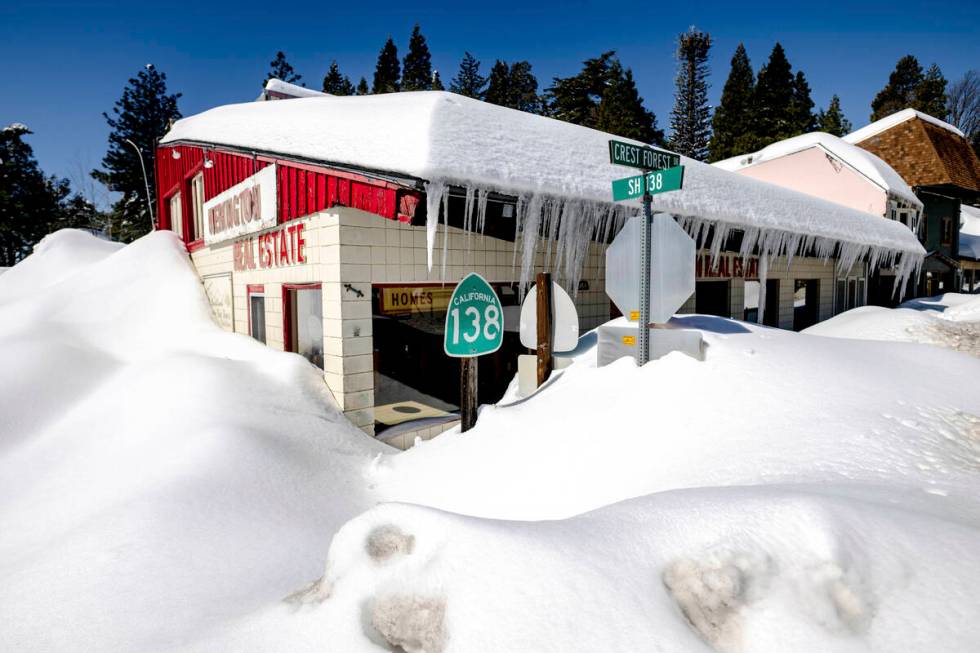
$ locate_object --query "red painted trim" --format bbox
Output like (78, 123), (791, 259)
(187, 239), (205, 253)
(255, 154), (404, 190)
(281, 283), (322, 354)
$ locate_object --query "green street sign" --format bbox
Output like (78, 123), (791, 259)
(444, 272), (504, 357)
(611, 165), (685, 201)
(608, 140), (681, 171)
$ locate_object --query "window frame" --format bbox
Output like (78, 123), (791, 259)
(247, 284), (266, 344)
(168, 191), (183, 239)
(189, 172), (206, 245)
(282, 282), (324, 364)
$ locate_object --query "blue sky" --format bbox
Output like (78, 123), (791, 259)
(2, 0), (978, 202)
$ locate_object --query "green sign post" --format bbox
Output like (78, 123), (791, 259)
(444, 273), (503, 431)
(611, 165), (685, 201)
(608, 140), (685, 366)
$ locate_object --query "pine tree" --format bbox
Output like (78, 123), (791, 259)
(915, 63), (948, 119)
(752, 43), (796, 143)
(485, 60), (540, 113)
(507, 61), (542, 114)
(816, 95), (852, 136)
(372, 38), (401, 94)
(596, 62), (663, 144)
(322, 61), (355, 95)
(450, 52), (487, 99)
(266, 51), (302, 85)
(709, 44), (755, 162)
(401, 24), (433, 91)
(431, 70), (445, 91)
(484, 60), (511, 107)
(356, 77), (370, 95)
(789, 70), (816, 134)
(92, 64), (181, 243)
(871, 55), (924, 121)
(0, 124), (101, 265)
(668, 27), (712, 160)
(546, 51), (617, 127)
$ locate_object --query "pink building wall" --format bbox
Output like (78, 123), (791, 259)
(735, 147), (887, 217)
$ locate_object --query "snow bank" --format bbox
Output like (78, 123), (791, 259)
(0, 230), (384, 651)
(233, 309), (980, 653)
(804, 293), (980, 355)
(161, 92), (924, 290)
(713, 131), (922, 207)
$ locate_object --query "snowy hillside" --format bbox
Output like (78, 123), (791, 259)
(2, 231), (980, 652)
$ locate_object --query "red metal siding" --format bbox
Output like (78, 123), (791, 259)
(155, 143), (417, 239)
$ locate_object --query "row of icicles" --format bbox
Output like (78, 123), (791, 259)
(424, 181), (922, 304)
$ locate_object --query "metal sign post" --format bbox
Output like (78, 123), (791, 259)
(639, 194), (652, 364)
(608, 140), (686, 366)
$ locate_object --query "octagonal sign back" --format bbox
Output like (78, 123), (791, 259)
(605, 214), (696, 324)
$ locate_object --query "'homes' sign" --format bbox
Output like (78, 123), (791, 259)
(203, 165), (278, 246)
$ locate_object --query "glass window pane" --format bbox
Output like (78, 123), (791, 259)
(291, 288), (323, 369)
(250, 295), (266, 344)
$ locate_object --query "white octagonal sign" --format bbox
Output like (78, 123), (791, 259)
(605, 214), (695, 324)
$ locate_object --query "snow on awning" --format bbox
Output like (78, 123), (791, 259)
(162, 91), (924, 290)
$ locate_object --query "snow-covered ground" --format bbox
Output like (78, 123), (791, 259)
(804, 293), (980, 355)
(2, 231), (980, 652)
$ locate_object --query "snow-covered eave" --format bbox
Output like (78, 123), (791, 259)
(845, 108), (966, 144)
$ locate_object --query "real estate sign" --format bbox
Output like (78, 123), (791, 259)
(203, 164), (278, 246)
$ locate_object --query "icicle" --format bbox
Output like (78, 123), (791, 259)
(477, 189), (488, 235)
(462, 186), (475, 263)
(440, 190), (450, 281)
(424, 180), (446, 272)
(757, 252), (769, 325)
(518, 194), (544, 299)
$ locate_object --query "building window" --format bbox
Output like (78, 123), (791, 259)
(743, 279), (779, 326)
(847, 279), (857, 309)
(835, 279), (846, 313)
(190, 173), (205, 241)
(941, 217), (953, 246)
(857, 278), (866, 307)
(248, 285), (266, 344)
(793, 279), (819, 331)
(284, 284), (323, 369)
(168, 192), (183, 238)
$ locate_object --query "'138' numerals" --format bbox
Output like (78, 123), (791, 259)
(449, 304), (501, 345)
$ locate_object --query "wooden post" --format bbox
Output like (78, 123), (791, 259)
(460, 356), (478, 432)
(536, 272), (554, 386)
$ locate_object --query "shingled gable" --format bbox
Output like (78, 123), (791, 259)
(845, 110), (980, 194)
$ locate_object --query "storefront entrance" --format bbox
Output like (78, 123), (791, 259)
(283, 284), (324, 369)
(695, 280), (731, 317)
(793, 279), (819, 331)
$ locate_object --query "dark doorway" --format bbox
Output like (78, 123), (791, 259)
(696, 280), (731, 317)
(793, 279), (820, 331)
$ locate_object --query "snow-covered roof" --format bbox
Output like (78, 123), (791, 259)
(844, 108), (965, 144)
(260, 78), (329, 100)
(713, 131), (922, 208)
(960, 204), (980, 260)
(161, 91), (924, 284)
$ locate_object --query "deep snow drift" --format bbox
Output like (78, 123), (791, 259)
(804, 293), (980, 355)
(0, 230), (384, 651)
(2, 231), (980, 652)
